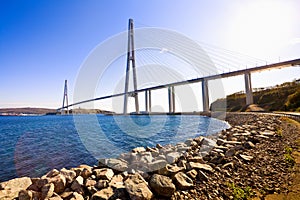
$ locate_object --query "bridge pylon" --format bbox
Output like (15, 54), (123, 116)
(123, 19), (139, 114)
(61, 79), (69, 115)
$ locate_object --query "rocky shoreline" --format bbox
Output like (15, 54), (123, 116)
(0, 113), (299, 200)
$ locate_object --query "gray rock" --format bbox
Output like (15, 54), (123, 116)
(174, 172), (194, 190)
(260, 131), (275, 136)
(18, 189), (33, 200)
(210, 155), (224, 164)
(60, 191), (73, 199)
(85, 179), (97, 187)
(0, 177), (32, 200)
(91, 187), (114, 200)
(70, 167), (84, 177)
(158, 164), (185, 176)
(109, 175), (124, 189)
(71, 176), (84, 194)
(148, 159), (168, 171)
(41, 183), (54, 199)
(239, 154), (254, 162)
(60, 168), (77, 184)
(177, 147), (190, 152)
(194, 136), (204, 145)
(166, 152), (181, 163)
(95, 180), (109, 189)
(80, 168), (92, 179)
(186, 169), (198, 179)
(98, 158), (128, 172)
(132, 147), (146, 153)
(0, 177), (32, 190)
(94, 168), (114, 181)
(45, 169), (60, 178)
(202, 138), (216, 147)
(188, 156), (204, 163)
(70, 192), (84, 200)
(49, 174), (67, 194)
(184, 138), (194, 146)
(140, 153), (153, 163)
(225, 147), (236, 157)
(124, 173), (153, 200)
(217, 139), (241, 145)
(149, 174), (176, 197)
(188, 162), (213, 172)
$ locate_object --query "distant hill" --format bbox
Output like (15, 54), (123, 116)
(211, 80), (300, 112)
(0, 107), (56, 115)
(0, 107), (115, 115)
(69, 108), (114, 115)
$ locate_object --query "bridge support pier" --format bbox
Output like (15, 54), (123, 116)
(145, 90), (152, 113)
(202, 79), (209, 112)
(244, 72), (253, 105)
(168, 86), (175, 113)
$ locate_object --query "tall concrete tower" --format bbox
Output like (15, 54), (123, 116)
(123, 19), (139, 114)
(62, 79), (69, 114)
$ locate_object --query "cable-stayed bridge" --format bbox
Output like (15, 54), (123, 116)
(58, 19), (300, 114)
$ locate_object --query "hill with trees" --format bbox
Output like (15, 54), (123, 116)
(211, 79), (300, 112)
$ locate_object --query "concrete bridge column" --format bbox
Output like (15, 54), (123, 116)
(171, 86), (175, 113)
(202, 79), (209, 112)
(145, 90), (152, 113)
(168, 86), (175, 113)
(244, 72), (253, 105)
(145, 90), (148, 113)
(149, 90), (152, 113)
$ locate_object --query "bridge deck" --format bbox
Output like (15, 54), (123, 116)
(60, 58), (300, 110)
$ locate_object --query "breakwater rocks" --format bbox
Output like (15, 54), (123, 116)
(0, 113), (299, 199)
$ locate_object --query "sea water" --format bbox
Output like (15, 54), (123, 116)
(0, 114), (229, 182)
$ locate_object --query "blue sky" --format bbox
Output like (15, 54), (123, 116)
(0, 0), (300, 110)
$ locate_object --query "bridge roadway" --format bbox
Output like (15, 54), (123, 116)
(60, 58), (300, 112)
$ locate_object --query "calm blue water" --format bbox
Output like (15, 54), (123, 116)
(0, 114), (228, 182)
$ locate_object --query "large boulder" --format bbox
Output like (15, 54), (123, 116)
(173, 172), (194, 190)
(124, 173), (153, 200)
(45, 169), (60, 178)
(158, 164), (185, 176)
(149, 174), (176, 197)
(94, 168), (114, 181)
(148, 160), (168, 172)
(91, 187), (114, 200)
(109, 175), (124, 189)
(71, 176), (84, 194)
(18, 189), (33, 200)
(0, 177), (32, 200)
(41, 183), (54, 199)
(98, 158), (128, 172)
(60, 168), (76, 184)
(0, 177), (32, 190)
(80, 168), (92, 179)
(166, 152), (181, 163)
(49, 174), (66, 194)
